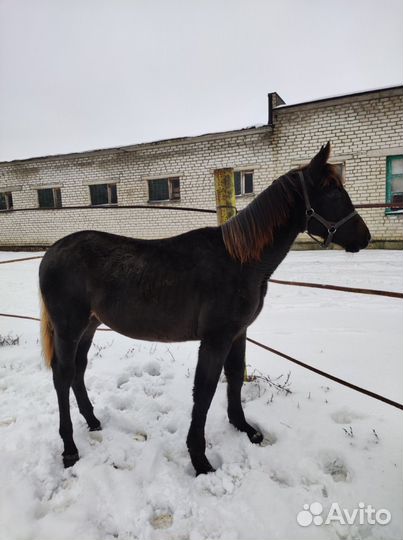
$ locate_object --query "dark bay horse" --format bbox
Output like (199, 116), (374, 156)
(39, 143), (370, 475)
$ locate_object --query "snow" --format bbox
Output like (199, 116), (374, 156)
(0, 250), (402, 540)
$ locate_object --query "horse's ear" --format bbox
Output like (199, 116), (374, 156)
(309, 142), (331, 177)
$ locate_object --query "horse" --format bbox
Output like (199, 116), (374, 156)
(39, 142), (370, 475)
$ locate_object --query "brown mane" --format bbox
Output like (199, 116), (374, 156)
(221, 173), (298, 263)
(221, 163), (344, 264)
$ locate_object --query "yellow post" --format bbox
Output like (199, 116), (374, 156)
(214, 168), (237, 225)
(214, 169), (248, 381)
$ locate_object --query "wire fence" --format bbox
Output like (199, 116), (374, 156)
(1, 255), (402, 300)
(1, 202), (403, 214)
(269, 279), (403, 299)
(0, 310), (401, 410)
(0, 199), (402, 410)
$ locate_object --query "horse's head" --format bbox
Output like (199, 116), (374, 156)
(302, 143), (371, 252)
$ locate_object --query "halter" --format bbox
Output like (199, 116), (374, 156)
(298, 171), (357, 249)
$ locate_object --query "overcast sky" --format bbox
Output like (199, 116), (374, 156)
(0, 0), (402, 162)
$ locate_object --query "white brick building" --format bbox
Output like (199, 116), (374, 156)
(1, 86), (402, 249)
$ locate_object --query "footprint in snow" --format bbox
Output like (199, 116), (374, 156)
(323, 458), (350, 482)
(110, 395), (132, 411)
(318, 449), (351, 482)
(260, 432), (277, 447)
(150, 512), (173, 530)
(143, 360), (161, 376)
(270, 470), (293, 487)
(89, 430), (103, 443)
(116, 374), (130, 388)
(330, 408), (365, 424)
(133, 432), (147, 442)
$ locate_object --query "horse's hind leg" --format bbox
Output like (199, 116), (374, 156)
(72, 317), (101, 432)
(52, 330), (82, 468)
(224, 333), (263, 443)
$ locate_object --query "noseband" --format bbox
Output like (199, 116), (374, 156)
(298, 171), (357, 248)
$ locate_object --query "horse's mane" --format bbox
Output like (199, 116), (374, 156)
(221, 164), (343, 263)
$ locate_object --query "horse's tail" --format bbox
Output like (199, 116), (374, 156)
(40, 293), (54, 368)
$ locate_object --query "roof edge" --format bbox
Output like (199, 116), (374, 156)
(0, 124), (271, 166)
(274, 85), (403, 112)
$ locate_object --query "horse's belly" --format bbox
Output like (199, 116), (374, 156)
(94, 303), (198, 343)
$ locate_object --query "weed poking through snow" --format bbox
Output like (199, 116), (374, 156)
(0, 334), (20, 347)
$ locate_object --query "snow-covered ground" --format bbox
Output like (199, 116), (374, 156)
(0, 250), (402, 540)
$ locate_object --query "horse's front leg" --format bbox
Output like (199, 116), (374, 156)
(224, 332), (263, 443)
(187, 335), (233, 475)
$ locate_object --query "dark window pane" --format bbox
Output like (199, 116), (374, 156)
(110, 184), (117, 204)
(234, 171), (241, 195)
(149, 179), (169, 201)
(391, 192), (403, 211)
(170, 178), (180, 199)
(334, 163), (344, 176)
(90, 184), (108, 205)
(244, 172), (254, 193)
(38, 188), (55, 208)
(0, 193), (6, 210)
(7, 193), (13, 209)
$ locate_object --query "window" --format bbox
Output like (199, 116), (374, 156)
(386, 156), (403, 214)
(234, 170), (254, 196)
(148, 177), (180, 202)
(89, 183), (117, 206)
(332, 163), (345, 178)
(0, 192), (13, 211)
(294, 162), (345, 179)
(37, 188), (62, 208)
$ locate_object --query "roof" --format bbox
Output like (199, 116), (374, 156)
(274, 85), (403, 112)
(1, 85), (402, 165)
(0, 124), (272, 166)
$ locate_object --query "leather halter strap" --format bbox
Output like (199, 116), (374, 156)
(298, 171), (357, 248)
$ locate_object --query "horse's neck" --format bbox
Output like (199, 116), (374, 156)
(255, 204), (303, 280)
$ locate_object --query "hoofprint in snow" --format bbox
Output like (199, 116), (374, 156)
(0, 250), (402, 540)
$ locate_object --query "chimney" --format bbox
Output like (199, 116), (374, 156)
(268, 92), (285, 126)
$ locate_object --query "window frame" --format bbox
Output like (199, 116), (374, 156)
(37, 187), (62, 209)
(89, 183), (118, 206)
(147, 177), (181, 203)
(234, 170), (254, 197)
(386, 155), (403, 215)
(0, 191), (13, 211)
(292, 161), (345, 179)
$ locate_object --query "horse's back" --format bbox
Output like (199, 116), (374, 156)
(39, 228), (238, 341)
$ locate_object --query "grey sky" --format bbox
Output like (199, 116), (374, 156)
(0, 0), (402, 162)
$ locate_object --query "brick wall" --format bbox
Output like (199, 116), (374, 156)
(0, 88), (402, 248)
(272, 91), (403, 245)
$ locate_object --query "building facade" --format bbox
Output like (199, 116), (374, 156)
(1, 86), (402, 249)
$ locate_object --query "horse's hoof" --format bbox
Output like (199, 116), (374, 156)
(63, 452), (79, 468)
(195, 462), (216, 476)
(196, 467), (216, 476)
(89, 424), (102, 432)
(249, 430), (264, 444)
